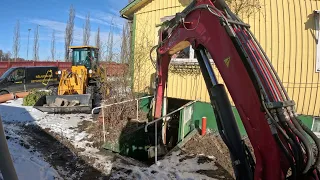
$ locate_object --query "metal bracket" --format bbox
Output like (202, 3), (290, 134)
(265, 100), (295, 109)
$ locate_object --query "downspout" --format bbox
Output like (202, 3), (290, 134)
(120, 14), (131, 20)
(0, 116), (18, 180)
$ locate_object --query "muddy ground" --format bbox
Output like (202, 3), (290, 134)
(9, 123), (108, 179)
(8, 123), (144, 180)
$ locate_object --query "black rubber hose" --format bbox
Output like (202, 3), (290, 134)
(245, 28), (289, 100)
(277, 108), (313, 174)
(286, 107), (317, 170)
(274, 112), (302, 174)
(149, 45), (158, 70)
(286, 107), (309, 138)
(262, 99), (298, 178)
(274, 134), (297, 180)
(291, 114), (320, 170)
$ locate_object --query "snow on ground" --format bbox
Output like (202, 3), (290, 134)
(1, 124), (61, 180)
(0, 98), (222, 180)
(0, 98), (114, 175)
(110, 150), (220, 180)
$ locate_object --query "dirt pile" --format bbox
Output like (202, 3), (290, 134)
(182, 133), (254, 179)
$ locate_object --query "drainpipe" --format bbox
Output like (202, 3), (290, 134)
(0, 116), (18, 180)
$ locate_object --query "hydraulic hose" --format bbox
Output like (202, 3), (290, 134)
(150, 45), (158, 70)
(273, 112), (302, 174)
(286, 107), (308, 138)
(261, 94), (300, 178)
(245, 29), (290, 100)
(277, 108), (314, 174)
(286, 107), (319, 171)
(291, 113), (320, 170)
(274, 134), (297, 180)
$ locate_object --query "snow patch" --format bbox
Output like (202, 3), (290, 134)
(0, 98), (113, 176)
(2, 124), (61, 180)
(110, 150), (219, 179)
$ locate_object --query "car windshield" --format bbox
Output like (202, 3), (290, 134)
(0, 68), (14, 80)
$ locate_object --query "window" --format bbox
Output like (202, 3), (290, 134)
(0, 68), (14, 80)
(171, 46), (214, 64)
(311, 117), (320, 137)
(314, 10), (320, 72)
(8, 68), (25, 82)
(72, 48), (97, 69)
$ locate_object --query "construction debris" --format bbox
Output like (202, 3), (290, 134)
(44, 98), (80, 107)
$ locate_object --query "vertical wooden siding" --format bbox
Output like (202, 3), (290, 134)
(133, 0), (320, 116)
(244, 0), (320, 116)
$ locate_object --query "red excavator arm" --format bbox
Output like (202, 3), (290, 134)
(152, 0), (320, 180)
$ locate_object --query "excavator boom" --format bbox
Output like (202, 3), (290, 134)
(153, 0), (320, 179)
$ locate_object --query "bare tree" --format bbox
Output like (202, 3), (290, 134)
(51, 30), (56, 61)
(0, 50), (3, 61)
(83, 13), (91, 45)
(120, 23), (130, 63)
(106, 26), (114, 62)
(4, 51), (11, 60)
(33, 25), (39, 61)
(225, 0), (261, 17)
(95, 27), (101, 60)
(65, 5), (75, 62)
(12, 20), (20, 61)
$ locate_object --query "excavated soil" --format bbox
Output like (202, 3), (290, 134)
(182, 132), (254, 180)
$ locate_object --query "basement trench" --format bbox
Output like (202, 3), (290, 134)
(1, 97), (238, 179)
(98, 97), (191, 164)
(90, 96), (237, 179)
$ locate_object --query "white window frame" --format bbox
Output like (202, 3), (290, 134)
(311, 116), (320, 138)
(314, 10), (320, 72)
(170, 44), (214, 65)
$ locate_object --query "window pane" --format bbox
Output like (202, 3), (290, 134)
(72, 49), (92, 69)
(312, 118), (320, 132)
(73, 51), (80, 63)
(176, 46), (190, 58)
(9, 69), (25, 81)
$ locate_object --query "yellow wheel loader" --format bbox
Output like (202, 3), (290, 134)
(34, 46), (104, 114)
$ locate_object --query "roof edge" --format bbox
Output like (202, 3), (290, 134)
(120, 0), (150, 19)
(69, 46), (98, 49)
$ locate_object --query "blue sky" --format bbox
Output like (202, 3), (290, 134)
(0, 0), (128, 60)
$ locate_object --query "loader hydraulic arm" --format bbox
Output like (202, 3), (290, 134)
(153, 0), (320, 180)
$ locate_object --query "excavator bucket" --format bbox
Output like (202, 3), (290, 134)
(33, 94), (92, 114)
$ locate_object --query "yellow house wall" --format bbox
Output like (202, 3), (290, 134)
(132, 0), (320, 116)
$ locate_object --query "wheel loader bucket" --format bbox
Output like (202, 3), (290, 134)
(33, 94), (92, 114)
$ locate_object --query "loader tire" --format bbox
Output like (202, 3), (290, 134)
(86, 86), (94, 108)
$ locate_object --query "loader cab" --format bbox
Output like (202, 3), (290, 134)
(70, 46), (99, 70)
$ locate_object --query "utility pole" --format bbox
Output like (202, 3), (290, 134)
(27, 28), (31, 60)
